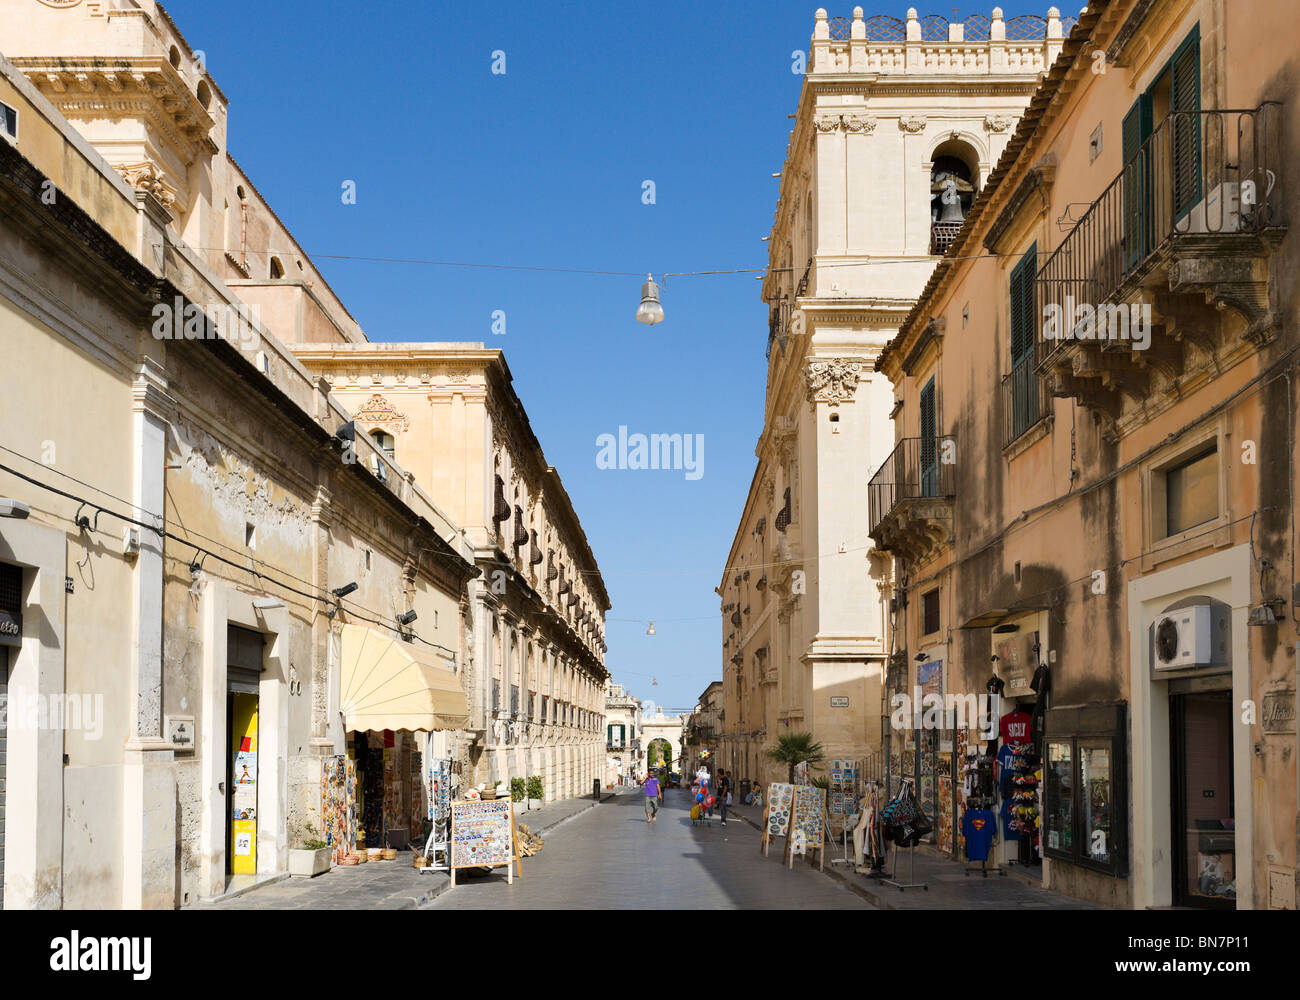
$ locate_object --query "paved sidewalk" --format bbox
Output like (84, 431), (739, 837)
(192, 789), (620, 910)
(727, 799), (1097, 909)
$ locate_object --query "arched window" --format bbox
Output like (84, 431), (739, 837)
(929, 141), (980, 255)
(269, 256), (285, 279)
(369, 429), (395, 459)
(169, 46), (181, 70)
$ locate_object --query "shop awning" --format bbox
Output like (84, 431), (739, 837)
(339, 624), (468, 732)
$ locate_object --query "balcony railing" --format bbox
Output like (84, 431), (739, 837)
(868, 436), (956, 537)
(930, 220), (963, 255)
(1001, 354), (1050, 447)
(1036, 105), (1282, 373)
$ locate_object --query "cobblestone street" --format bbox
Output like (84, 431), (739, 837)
(428, 788), (875, 910)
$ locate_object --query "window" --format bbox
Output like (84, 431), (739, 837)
(0, 100), (16, 144)
(244, 522), (256, 549)
(1165, 445), (1217, 535)
(369, 429), (395, 460)
(1006, 242), (1041, 441)
(269, 256), (285, 279)
(919, 377), (937, 495)
(922, 588), (940, 635)
(1043, 704), (1127, 876)
(1123, 25), (1201, 267)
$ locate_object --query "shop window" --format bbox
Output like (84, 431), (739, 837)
(1043, 704), (1128, 876)
(1164, 445), (1217, 535)
(922, 588), (940, 635)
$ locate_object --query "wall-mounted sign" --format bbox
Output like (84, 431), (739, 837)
(1004, 672), (1030, 695)
(167, 715), (196, 751)
(829, 696), (849, 707)
(0, 609), (20, 648)
(1262, 691), (1296, 734)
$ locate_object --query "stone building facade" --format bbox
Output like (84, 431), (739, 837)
(718, 7), (1064, 789)
(0, 0), (606, 908)
(603, 682), (643, 784)
(288, 344), (610, 803)
(873, 0), (1297, 909)
(0, 39), (476, 907)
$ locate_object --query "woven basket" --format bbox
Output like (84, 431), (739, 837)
(355, 851), (368, 864)
(413, 855), (428, 868)
(381, 848), (397, 861)
(339, 854), (360, 866)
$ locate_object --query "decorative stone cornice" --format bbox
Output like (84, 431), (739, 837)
(898, 115), (928, 134)
(812, 114), (879, 135)
(804, 358), (865, 407)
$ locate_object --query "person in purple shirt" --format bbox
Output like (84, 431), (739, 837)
(643, 773), (661, 823)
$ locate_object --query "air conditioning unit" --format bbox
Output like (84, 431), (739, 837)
(1151, 605), (1213, 670)
(1184, 183), (1241, 235)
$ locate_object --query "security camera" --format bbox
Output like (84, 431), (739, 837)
(331, 582), (358, 598)
(396, 610), (418, 626)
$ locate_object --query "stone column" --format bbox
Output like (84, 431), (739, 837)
(122, 356), (176, 909)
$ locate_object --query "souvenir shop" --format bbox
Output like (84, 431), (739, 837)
(325, 624), (469, 862)
(883, 625), (1049, 873)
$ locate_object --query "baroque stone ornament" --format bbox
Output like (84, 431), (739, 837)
(353, 393), (411, 432)
(898, 116), (927, 134)
(114, 161), (176, 207)
(805, 358), (865, 407)
(984, 114), (1014, 133)
(814, 115), (843, 133)
(844, 116), (878, 134)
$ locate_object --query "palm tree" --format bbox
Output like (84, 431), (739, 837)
(765, 732), (825, 783)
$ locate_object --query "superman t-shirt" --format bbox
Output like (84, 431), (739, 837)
(962, 808), (996, 861)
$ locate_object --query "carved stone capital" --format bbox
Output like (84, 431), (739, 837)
(984, 114), (1014, 133)
(898, 116), (927, 134)
(804, 358), (865, 407)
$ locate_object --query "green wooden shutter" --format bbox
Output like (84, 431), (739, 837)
(1122, 96), (1154, 269)
(1008, 243), (1039, 439)
(1009, 242), (1037, 365)
(1170, 25), (1202, 220)
(920, 377), (937, 496)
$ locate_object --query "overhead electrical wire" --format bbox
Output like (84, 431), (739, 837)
(0, 454), (460, 659)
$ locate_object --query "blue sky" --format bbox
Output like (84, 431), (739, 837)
(167, 1), (1052, 714)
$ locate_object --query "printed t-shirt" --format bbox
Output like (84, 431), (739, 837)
(962, 808), (997, 861)
(1000, 710), (1032, 744)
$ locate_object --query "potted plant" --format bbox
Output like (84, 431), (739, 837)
(289, 823), (332, 878)
(510, 777), (526, 806)
(526, 775), (544, 810)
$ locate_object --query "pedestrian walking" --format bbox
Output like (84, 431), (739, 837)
(643, 772), (661, 823)
(717, 769), (731, 826)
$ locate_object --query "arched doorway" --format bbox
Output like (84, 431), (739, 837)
(646, 737), (672, 774)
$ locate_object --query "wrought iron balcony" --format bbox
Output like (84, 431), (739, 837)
(930, 220), (963, 255)
(1035, 105), (1283, 439)
(1001, 354), (1051, 447)
(868, 436), (956, 564)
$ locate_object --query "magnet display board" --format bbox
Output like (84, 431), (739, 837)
(787, 785), (827, 870)
(761, 782), (795, 856)
(449, 798), (522, 885)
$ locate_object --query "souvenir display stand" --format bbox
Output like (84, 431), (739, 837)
(448, 798), (523, 887)
(961, 743), (1004, 877)
(827, 760), (860, 867)
(852, 781), (888, 876)
(881, 777), (929, 892)
(419, 749), (455, 874)
(785, 785), (827, 871)
(760, 782), (795, 857)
